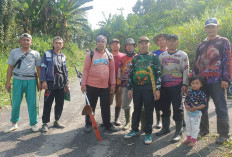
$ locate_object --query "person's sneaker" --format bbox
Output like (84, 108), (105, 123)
(124, 130), (139, 139)
(41, 123), (48, 133)
(105, 125), (118, 132)
(53, 121), (65, 128)
(84, 125), (93, 133)
(31, 124), (39, 132)
(144, 133), (152, 144)
(216, 135), (230, 145)
(4, 123), (18, 133)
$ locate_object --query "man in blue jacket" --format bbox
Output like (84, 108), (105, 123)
(40, 36), (69, 133)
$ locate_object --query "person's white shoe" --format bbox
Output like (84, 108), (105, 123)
(31, 124), (39, 132)
(4, 123), (18, 133)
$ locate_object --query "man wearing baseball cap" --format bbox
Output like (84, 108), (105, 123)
(193, 18), (231, 144)
(157, 34), (189, 143)
(117, 38), (136, 130)
(109, 38), (125, 126)
(4, 33), (41, 133)
(124, 36), (161, 145)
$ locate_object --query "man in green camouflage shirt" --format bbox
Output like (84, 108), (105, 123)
(124, 36), (161, 145)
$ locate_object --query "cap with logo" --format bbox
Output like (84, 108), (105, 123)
(138, 36), (150, 43)
(167, 34), (178, 41)
(205, 18), (218, 27)
(19, 33), (32, 40)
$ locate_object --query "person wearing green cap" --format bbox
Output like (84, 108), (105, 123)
(124, 36), (161, 145)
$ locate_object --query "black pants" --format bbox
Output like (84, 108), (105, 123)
(42, 88), (65, 123)
(200, 81), (229, 136)
(160, 83), (183, 122)
(154, 99), (162, 112)
(85, 85), (112, 129)
(131, 84), (155, 134)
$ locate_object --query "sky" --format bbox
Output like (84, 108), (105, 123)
(85, 0), (138, 30)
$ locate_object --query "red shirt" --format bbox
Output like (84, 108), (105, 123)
(113, 52), (125, 80)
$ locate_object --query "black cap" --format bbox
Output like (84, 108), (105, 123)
(167, 34), (178, 40)
(138, 36), (150, 43)
(110, 38), (120, 44)
(153, 34), (168, 44)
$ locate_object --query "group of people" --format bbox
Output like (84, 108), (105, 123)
(81, 18), (231, 146)
(4, 34), (69, 133)
(4, 18), (231, 147)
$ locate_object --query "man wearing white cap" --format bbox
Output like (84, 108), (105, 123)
(193, 18), (231, 144)
(4, 33), (41, 133)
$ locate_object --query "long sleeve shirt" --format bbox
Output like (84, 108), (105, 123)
(193, 36), (232, 84)
(185, 89), (207, 117)
(159, 50), (189, 87)
(127, 52), (161, 90)
(81, 49), (116, 88)
(117, 53), (136, 87)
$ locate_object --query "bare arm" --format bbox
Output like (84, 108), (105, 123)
(36, 66), (41, 81)
(5, 65), (14, 91)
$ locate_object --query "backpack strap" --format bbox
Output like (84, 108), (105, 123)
(90, 49), (112, 62)
(105, 49), (112, 61)
(90, 49), (94, 62)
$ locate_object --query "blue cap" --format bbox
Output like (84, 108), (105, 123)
(205, 18), (218, 27)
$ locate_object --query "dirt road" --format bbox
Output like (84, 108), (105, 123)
(0, 79), (232, 157)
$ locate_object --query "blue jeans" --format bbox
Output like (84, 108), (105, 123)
(201, 81), (229, 136)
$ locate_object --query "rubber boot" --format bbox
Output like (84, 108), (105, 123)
(183, 119), (186, 127)
(123, 108), (131, 130)
(155, 110), (162, 129)
(171, 121), (182, 143)
(140, 110), (146, 132)
(114, 106), (121, 126)
(156, 117), (170, 136)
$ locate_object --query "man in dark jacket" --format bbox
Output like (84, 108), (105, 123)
(40, 36), (69, 133)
